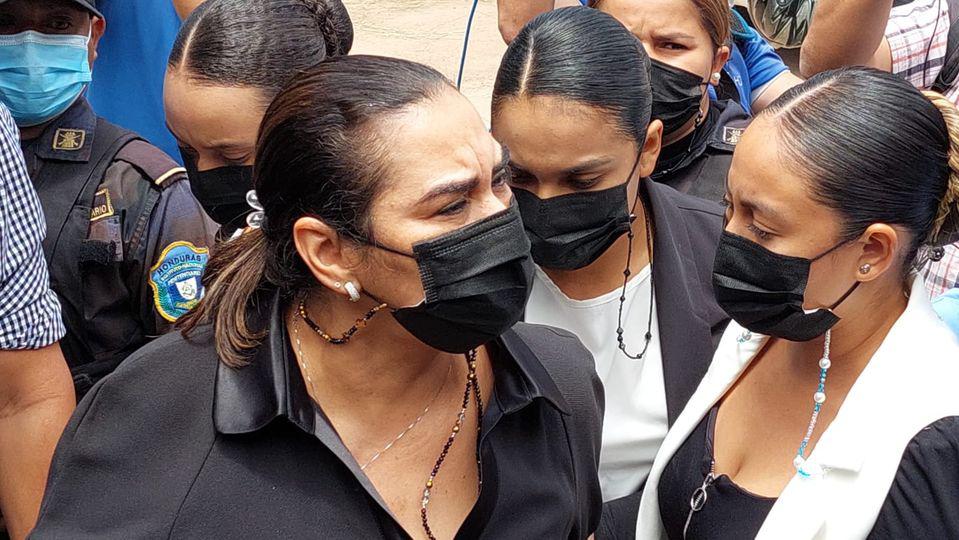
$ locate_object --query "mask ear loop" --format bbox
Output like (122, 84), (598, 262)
(616, 153), (656, 360)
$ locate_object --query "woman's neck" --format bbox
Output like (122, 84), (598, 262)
(783, 280), (909, 385)
(287, 292), (459, 416)
(543, 197), (651, 301)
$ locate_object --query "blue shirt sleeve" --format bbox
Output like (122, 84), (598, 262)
(933, 288), (959, 339)
(730, 10), (790, 95)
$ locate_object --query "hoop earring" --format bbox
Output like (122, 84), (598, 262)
(344, 281), (361, 303)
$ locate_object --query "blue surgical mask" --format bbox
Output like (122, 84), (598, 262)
(0, 30), (92, 127)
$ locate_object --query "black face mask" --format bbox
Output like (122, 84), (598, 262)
(514, 182), (633, 271)
(180, 148), (254, 228)
(649, 59), (708, 137)
(712, 231), (861, 342)
(368, 200), (534, 354)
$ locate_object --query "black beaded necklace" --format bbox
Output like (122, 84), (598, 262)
(615, 180), (655, 361)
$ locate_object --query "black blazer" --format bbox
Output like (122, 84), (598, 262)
(31, 293), (606, 539)
(597, 180), (730, 539)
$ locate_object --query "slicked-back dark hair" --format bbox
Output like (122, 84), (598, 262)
(763, 67), (959, 267)
(168, 0), (353, 102)
(492, 7), (652, 144)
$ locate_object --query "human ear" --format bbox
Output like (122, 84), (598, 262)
(292, 217), (365, 302)
(638, 119), (664, 178)
(854, 223), (901, 282)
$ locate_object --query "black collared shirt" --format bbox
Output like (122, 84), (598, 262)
(32, 292), (604, 539)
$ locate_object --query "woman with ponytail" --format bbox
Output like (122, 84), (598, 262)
(31, 55), (604, 539)
(165, 0), (354, 237)
(631, 67), (959, 539)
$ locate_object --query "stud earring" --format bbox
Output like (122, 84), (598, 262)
(859, 263), (872, 275)
(334, 282), (342, 288)
(711, 72), (721, 83)
(344, 281), (361, 303)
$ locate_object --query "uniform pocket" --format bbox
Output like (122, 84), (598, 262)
(78, 239), (141, 358)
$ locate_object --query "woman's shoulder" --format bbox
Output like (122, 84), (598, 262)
(503, 322), (604, 417)
(506, 322), (598, 377)
(870, 416), (959, 538)
(32, 328), (223, 537)
(99, 326), (221, 403)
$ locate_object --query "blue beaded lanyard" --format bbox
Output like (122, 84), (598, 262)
(794, 329), (832, 477)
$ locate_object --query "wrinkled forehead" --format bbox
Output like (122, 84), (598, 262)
(369, 88), (501, 202)
(596, 0), (709, 41)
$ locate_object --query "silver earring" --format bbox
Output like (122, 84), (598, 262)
(711, 72), (721, 83)
(344, 281), (361, 303)
(334, 282), (342, 288)
(859, 263), (872, 275)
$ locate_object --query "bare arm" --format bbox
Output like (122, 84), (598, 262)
(172, 0), (207, 19)
(497, 0), (556, 43)
(751, 70), (805, 112)
(0, 345), (73, 540)
(800, 0), (895, 78)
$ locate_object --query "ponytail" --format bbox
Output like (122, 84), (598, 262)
(923, 90), (959, 247)
(178, 230), (269, 367)
(301, 0), (354, 57)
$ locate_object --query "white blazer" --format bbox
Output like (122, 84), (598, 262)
(635, 277), (959, 539)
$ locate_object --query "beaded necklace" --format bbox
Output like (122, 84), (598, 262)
(793, 329), (832, 476)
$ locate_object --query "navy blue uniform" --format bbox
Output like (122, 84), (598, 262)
(20, 98), (216, 397)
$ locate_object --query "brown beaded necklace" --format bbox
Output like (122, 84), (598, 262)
(420, 349), (484, 540)
(298, 298), (388, 345)
(293, 300), (484, 539)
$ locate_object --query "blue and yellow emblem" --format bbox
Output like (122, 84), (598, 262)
(149, 241), (209, 322)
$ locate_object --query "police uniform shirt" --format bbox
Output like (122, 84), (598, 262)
(651, 99), (751, 204)
(19, 98), (216, 393)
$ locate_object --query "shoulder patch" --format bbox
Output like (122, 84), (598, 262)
(90, 188), (114, 221)
(53, 128), (86, 151)
(149, 241), (209, 322)
(722, 126), (745, 146)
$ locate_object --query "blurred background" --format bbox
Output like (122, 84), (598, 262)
(341, 0), (579, 124)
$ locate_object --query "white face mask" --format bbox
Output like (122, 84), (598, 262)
(0, 29), (92, 127)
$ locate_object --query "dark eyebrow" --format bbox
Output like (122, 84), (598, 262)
(563, 157), (615, 176)
(651, 31), (696, 41)
(416, 178), (480, 206)
(738, 195), (780, 221)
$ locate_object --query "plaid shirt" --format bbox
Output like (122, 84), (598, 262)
(887, 0), (959, 297)
(924, 244), (959, 297)
(886, 0), (959, 104)
(0, 104), (65, 349)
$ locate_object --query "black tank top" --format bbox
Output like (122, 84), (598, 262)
(657, 407), (776, 539)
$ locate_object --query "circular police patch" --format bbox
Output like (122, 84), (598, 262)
(149, 241), (210, 322)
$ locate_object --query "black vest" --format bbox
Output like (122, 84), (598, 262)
(30, 115), (160, 397)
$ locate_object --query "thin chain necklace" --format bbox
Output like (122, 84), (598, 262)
(420, 349), (484, 540)
(361, 360), (453, 471)
(793, 329), (832, 476)
(291, 319), (453, 471)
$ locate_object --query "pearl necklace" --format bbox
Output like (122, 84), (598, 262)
(793, 329), (832, 476)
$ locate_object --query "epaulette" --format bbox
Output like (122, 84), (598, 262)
(114, 139), (187, 190)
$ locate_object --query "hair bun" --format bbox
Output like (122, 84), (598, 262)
(300, 0), (354, 57)
(922, 90), (959, 246)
